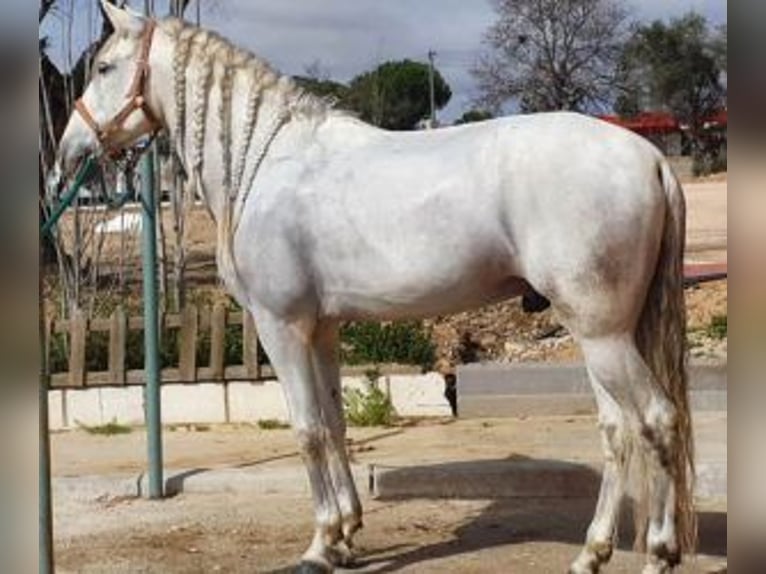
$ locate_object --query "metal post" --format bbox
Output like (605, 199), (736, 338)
(140, 150), (164, 498)
(428, 49), (437, 128)
(39, 244), (53, 574)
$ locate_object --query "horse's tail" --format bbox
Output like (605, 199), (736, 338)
(634, 159), (696, 553)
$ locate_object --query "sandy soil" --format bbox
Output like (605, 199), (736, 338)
(51, 414), (727, 478)
(684, 180), (727, 263)
(53, 415), (727, 573)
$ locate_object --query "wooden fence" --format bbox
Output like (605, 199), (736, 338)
(46, 304), (272, 388)
(46, 305), (421, 388)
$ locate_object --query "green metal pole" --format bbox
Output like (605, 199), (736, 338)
(41, 157), (97, 237)
(39, 243), (54, 574)
(140, 149), (164, 498)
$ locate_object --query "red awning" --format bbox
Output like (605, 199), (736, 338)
(598, 112), (679, 133)
(598, 110), (727, 134)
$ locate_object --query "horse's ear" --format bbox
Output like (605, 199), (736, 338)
(100, 0), (144, 35)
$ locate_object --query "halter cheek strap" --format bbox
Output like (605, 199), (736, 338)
(75, 20), (161, 156)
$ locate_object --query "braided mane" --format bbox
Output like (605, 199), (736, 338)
(157, 18), (333, 296)
(159, 18), (332, 179)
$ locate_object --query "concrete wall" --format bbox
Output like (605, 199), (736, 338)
(48, 374), (452, 430)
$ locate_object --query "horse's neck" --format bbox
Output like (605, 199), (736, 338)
(154, 45), (290, 223)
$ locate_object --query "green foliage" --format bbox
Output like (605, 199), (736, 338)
(340, 321), (435, 371)
(345, 59), (452, 130)
(257, 419), (290, 430)
(454, 109), (493, 125)
(77, 418), (132, 436)
(618, 13), (725, 136)
(48, 332), (69, 373)
(343, 374), (396, 427)
(293, 76), (349, 103)
(707, 314), (727, 340)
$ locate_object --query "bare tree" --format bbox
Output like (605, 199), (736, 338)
(472, 0), (630, 113)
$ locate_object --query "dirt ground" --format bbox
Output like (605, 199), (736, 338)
(54, 493), (727, 574)
(53, 415), (727, 573)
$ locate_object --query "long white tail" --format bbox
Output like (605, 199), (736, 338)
(634, 160), (696, 552)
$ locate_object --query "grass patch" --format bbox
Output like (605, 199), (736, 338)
(77, 419), (132, 436)
(257, 419), (290, 430)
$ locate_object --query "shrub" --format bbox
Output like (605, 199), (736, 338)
(343, 372), (396, 427)
(707, 314), (727, 340)
(692, 147), (727, 177)
(340, 321), (435, 371)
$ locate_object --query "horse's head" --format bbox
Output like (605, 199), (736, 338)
(55, 1), (164, 182)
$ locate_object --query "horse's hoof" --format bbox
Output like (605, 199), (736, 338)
(295, 560), (332, 574)
(330, 543), (357, 568)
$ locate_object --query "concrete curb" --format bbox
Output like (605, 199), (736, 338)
(457, 362), (726, 417)
(54, 459), (726, 503)
(370, 460), (726, 500)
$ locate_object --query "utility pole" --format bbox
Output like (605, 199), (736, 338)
(427, 49), (437, 128)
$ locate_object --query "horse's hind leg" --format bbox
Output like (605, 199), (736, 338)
(311, 321), (363, 565)
(570, 334), (683, 574)
(569, 334), (633, 574)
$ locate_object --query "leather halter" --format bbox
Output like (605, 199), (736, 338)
(75, 20), (161, 157)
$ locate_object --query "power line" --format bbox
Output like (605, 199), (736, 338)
(428, 49), (437, 127)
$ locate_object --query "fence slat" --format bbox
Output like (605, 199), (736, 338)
(178, 306), (198, 381)
(69, 308), (87, 387)
(243, 311), (260, 378)
(109, 306), (127, 384)
(209, 303), (226, 380)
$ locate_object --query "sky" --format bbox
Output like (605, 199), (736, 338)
(40, 0), (727, 122)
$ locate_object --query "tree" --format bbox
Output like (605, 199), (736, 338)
(345, 59), (451, 130)
(616, 13), (726, 154)
(293, 76), (349, 103)
(473, 0), (629, 113)
(454, 109), (494, 125)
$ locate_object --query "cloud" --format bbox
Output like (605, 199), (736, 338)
(202, 0), (725, 122)
(44, 0), (726, 122)
(203, 0), (495, 121)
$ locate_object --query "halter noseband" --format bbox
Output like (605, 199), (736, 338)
(75, 20), (161, 157)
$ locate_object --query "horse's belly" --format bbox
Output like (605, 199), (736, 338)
(316, 252), (525, 320)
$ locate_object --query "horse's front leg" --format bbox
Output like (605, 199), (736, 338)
(251, 308), (342, 573)
(311, 321), (363, 565)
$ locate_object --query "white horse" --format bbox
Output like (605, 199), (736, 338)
(55, 4), (695, 573)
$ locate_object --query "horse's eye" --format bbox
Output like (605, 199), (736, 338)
(97, 62), (114, 75)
